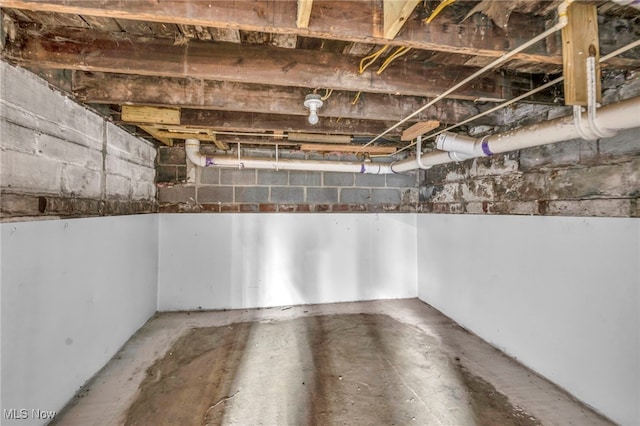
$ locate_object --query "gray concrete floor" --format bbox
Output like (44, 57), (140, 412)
(53, 299), (612, 425)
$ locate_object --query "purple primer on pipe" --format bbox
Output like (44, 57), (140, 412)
(360, 164), (366, 173)
(205, 157), (215, 166)
(481, 137), (493, 156)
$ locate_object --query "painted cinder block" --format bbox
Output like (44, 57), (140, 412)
(306, 187), (338, 204)
(220, 169), (257, 185)
(198, 186), (234, 203)
(371, 188), (401, 204)
(340, 188), (371, 203)
(234, 186), (268, 203)
(270, 186), (304, 203)
(324, 172), (354, 187)
(257, 170), (288, 186)
(289, 171), (321, 186)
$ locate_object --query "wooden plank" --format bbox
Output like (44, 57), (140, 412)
(209, 133), (231, 151)
(299, 144), (396, 154)
(142, 127), (217, 142)
(147, 21), (177, 38)
(5, 27), (530, 102)
(71, 72), (508, 126)
(121, 105), (181, 125)
(114, 18), (152, 35)
(138, 125), (173, 146)
(296, 0), (313, 29)
(383, 0), (418, 40)
(287, 133), (351, 144)
(0, 0), (567, 68)
(214, 137), (299, 147)
(80, 15), (120, 32)
(179, 110), (402, 136)
(562, 3), (600, 106)
(401, 120), (440, 141)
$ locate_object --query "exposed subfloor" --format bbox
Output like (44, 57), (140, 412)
(53, 299), (613, 425)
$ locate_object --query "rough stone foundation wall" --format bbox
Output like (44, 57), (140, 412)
(1, 62), (157, 220)
(420, 128), (639, 217)
(157, 144), (419, 213)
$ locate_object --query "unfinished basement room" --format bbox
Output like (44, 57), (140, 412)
(1, 0), (639, 425)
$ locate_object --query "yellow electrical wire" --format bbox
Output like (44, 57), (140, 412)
(320, 88), (333, 101)
(352, 91), (362, 105)
(359, 45), (389, 73)
(424, 0), (456, 24)
(376, 46), (411, 74)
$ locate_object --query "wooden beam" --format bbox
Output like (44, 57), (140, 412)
(299, 144), (396, 154)
(141, 126), (231, 149)
(3, 27), (538, 101)
(177, 110), (401, 136)
(121, 105), (180, 125)
(72, 72), (508, 125)
(562, 3), (600, 106)
(140, 127), (217, 142)
(296, 0), (313, 29)
(383, 0), (418, 40)
(401, 120), (440, 141)
(287, 133), (351, 144)
(138, 125), (173, 146)
(1, 0), (564, 68)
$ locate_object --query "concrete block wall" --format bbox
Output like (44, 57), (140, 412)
(157, 144), (419, 213)
(420, 128), (639, 217)
(0, 61), (157, 219)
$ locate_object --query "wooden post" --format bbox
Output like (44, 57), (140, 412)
(562, 3), (600, 106)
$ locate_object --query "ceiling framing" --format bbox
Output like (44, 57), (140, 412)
(1, 0), (639, 155)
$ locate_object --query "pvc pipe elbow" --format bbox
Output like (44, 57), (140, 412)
(185, 138), (207, 167)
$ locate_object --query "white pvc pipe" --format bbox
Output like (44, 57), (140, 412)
(185, 139), (394, 174)
(360, 0), (572, 150)
(391, 95), (640, 172)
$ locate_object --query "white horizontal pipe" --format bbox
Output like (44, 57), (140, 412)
(435, 132), (484, 156)
(361, 0), (572, 149)
(185, 139), (394, 174)
(392, 95), (640, 172)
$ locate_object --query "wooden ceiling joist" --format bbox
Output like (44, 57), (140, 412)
(119, 109), (404, 137)
(3, 27), (543, 102)
(1, 0), (564, 69)
(177, 110), (401, 136)
(72, 72), (509, 126)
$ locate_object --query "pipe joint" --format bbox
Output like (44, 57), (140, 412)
(435, 132), (490, 159)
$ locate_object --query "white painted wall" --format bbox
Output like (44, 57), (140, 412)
(158, 213), (417, 310)
(0, 215), (159, 425)
(416, 214), (640, 426)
